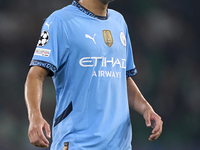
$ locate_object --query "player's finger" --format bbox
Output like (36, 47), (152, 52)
(28, 127), (38, 144)
(43, 122), (51, 138)
(37, 128), (49, 145)
(149, 122), (163, 141)
(152, 119), (162, 134)
(33, 139), (49, 148)
(144, 112), (151, 127)
(149, 132), (159, 141)
(149, 131), (160, 141)
(29, 130), (48, 147)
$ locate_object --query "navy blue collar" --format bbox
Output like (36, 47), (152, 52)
(72, 0), (108, 20)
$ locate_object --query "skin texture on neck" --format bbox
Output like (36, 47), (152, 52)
(78, 0), (113, 17)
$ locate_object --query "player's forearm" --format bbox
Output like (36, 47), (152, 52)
(25, 69), (46, 120)
(127, 77), (153, 115)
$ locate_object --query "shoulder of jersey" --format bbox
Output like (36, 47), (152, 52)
(108, 9), (124, 18)
(108, 9), (125, 22)
(50, 5), (77, 21)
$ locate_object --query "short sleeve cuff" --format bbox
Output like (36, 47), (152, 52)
(30, 59), (57, 77)
(126, 68), (137, 77)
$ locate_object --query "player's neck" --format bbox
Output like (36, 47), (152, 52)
(78, 0), (108, 17)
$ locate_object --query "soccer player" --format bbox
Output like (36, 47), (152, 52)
(24, 0), (163, 149)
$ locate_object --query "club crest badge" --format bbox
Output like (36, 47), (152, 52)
(63, 142), (69, 150)
(37, 30), (49, 47)
(103, 30), (113, 47)
(120, 32), (127, 47)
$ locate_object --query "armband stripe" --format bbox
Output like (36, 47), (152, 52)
(126, 68), (137, 77)
(30, 59), (57, 76)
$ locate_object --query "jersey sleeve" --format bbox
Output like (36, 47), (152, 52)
(125, 25), (137, 77)
(30, 13), (69, 76)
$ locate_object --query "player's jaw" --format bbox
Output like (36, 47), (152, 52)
(99, 0), (115, 4)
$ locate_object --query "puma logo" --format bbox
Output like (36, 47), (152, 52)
(45, 22), (53, 29)
(85, 34), (96, 44)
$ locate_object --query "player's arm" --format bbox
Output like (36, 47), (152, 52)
(24, 66), (51, 148)
(127, 77), (163, 141)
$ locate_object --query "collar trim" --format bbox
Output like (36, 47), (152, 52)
(72, 0), (108, 20)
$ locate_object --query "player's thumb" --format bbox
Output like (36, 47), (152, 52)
(144, 112), (151, 127)
(44, 122), (51, 139)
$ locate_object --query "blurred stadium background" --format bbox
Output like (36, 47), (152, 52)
(0, 0), (200, 149)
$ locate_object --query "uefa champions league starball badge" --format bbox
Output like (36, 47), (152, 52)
(37, 30), (49, 47)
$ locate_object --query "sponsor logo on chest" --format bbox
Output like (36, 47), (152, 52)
(79, 57), (126, 69)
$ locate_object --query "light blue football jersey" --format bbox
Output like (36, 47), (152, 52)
(30, 1), (137, 149)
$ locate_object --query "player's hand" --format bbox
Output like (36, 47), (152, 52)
(143, 108), (163, 141)
(28, 116), (51, 147)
